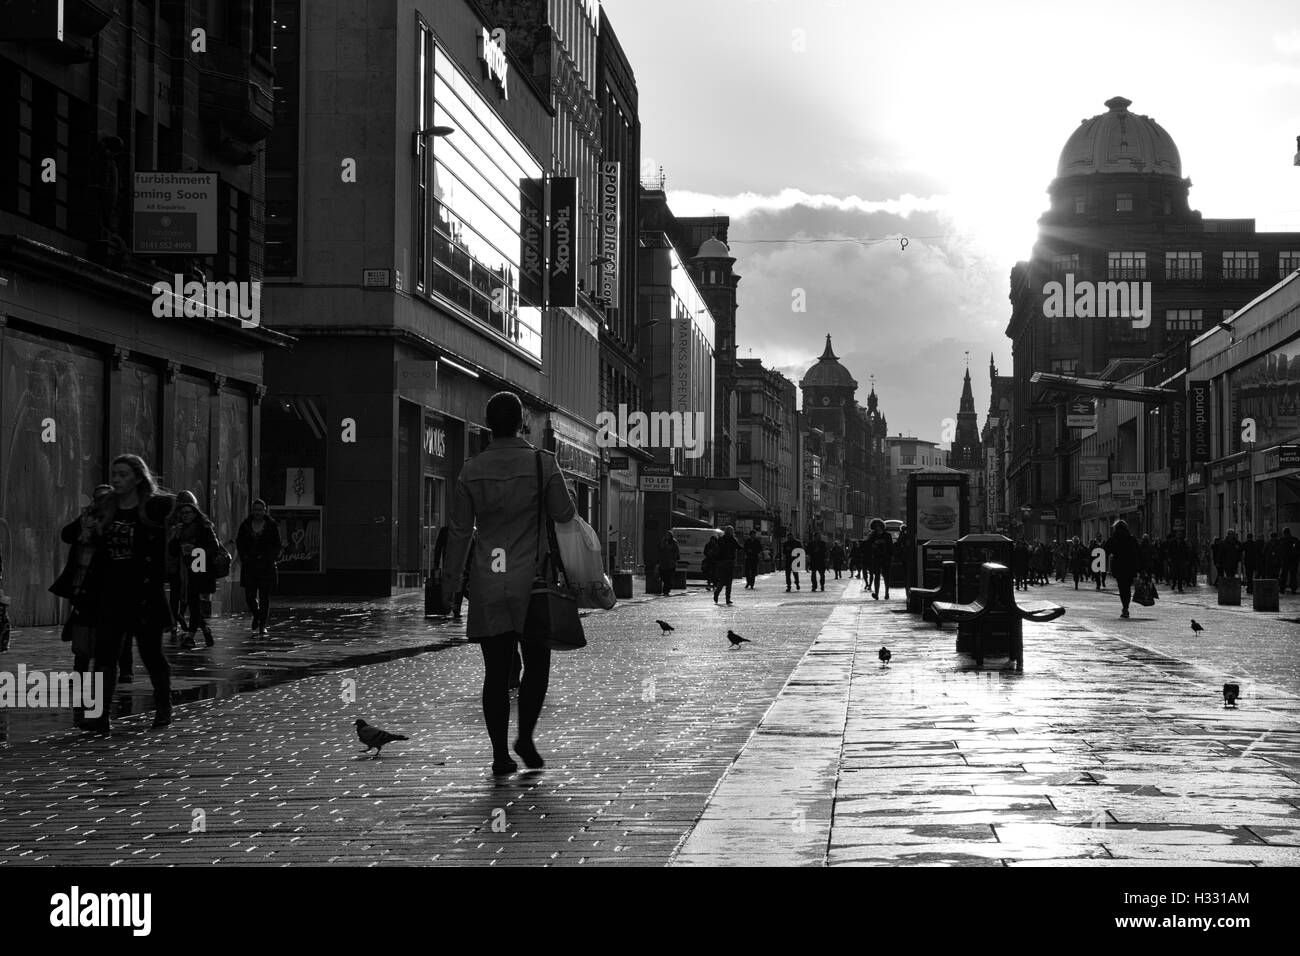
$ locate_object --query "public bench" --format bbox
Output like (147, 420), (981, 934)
(931, 562), (1065, 670)
(910, 560), (957, 624)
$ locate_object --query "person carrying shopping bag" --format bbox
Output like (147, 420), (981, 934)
(441, 392), (578, 776)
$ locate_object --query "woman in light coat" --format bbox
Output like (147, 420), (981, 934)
(442, 392), (576, 776)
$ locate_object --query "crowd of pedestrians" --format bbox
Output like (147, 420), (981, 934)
(43, 454), (281, 735)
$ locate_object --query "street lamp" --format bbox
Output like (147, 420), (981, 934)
(412, 124), (455, 156)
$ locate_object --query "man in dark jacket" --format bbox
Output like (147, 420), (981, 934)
(1104, 519), (1141, 618)
(742, 530), (762, 589)
(830, 540), (846, 579)
(656, 531), (680, 596)
(1283, 528), (1300, 594)
(1243, 532), (1262, 594)
(807, 531), (828, 592)
(712, 526), (741, 605)
(782, 531), (803, 592)
(864, 520), (893, 600)
(1219, 529), (1242, 580)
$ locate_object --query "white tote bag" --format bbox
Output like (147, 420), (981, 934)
(554, 516), (617, 610)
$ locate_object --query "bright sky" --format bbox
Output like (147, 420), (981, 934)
(602, 0), (1300, 441)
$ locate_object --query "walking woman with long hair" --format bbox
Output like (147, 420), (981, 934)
(170, 491), (221, 649)
(236, 499), (281, 635)
(442, 392), (577, 776)
(86, 454), (176, 733)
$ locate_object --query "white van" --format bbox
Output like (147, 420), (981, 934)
(670, 527), (722, 580)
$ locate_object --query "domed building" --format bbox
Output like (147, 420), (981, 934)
(1005, 96), (1300, 545)
(799, 335), (886, 538)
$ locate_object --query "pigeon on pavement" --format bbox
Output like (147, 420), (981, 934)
(1190, 619), (1205, 634)
(878, 646), (891, 664)
(727, 630), (751, 648)
(656, 620), (675, 634)
(355, 719), (409, 757)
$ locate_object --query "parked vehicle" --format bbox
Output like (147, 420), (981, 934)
(671, 527), (723, 580)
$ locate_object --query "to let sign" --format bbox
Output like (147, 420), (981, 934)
(1111, 473), (1146, 497)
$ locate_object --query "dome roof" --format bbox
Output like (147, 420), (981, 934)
(695, 236), (732, 259)
(800, 335), (858, 390)
(1056, 97), (1182, 179)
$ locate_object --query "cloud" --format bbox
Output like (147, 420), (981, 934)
(711, 197), (1010, 443)
(667, 187), (950, 221)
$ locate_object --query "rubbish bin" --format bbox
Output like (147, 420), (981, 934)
(612, 571), (634, 600)
(954, 534), (1014, 604)
(953, 534), (1014, 646)
(1252, 578), (1279, 612)
(908, 538), (957, 613)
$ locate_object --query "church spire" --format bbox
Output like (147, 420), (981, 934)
(820, 334), (837, 361)
(960, 364), (975, 414)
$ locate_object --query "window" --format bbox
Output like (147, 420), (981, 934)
(1165, 309), (1202, 331)
(1074, 195), (1086, 214)
(1049, 359), (1078, 374)
(1165, 251), (1202, 280)
(1163, 197), (1171, 215)
(1222, 309), (1235, 321)
(1051, 253), (1079, 276)
(1280, 251), (1300, 275)
(1116, 193), (1133, 212)
(1107, 251), (1147, 280)
(1222, 250), (1259, 280)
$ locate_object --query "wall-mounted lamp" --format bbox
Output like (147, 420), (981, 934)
(413, 125), (455, 157)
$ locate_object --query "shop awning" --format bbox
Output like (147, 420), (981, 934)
(673, 477), (766, 513)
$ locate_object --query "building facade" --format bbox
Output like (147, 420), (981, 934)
(884, 437), (949, 520)
(595, 5), (646, 573)
(1006, 96), (1300, 541)
(262, 0), (553, 594)
(0, 1), (289, 624)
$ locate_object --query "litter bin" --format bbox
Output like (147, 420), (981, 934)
(1252, 578), (1279, 612)
(953, 534), (1013, 646)
(908, 538), (957, 613)
(612, 571), (634, 600)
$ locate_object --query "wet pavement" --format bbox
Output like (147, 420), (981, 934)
(1, 573), (1297, 865)
(673, 578), (1300, 867)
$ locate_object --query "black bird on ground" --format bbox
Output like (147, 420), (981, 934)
(727, 630), (751, 648)
(1191, 619), (1205, 634)
(355, 719), (409, 757)
(656, 620), (675, 634)
(1223, 683), (1240, 708)
(878, 646), (891, 664)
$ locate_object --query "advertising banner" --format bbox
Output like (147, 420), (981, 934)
(547, 176), (578, 307)
(519, 177), (545, 305)
(1188, 379), (1211, 464)
(598, 162), (620, 310)
(133, 172), (218, 254)
(1167, 391), (1185, 462)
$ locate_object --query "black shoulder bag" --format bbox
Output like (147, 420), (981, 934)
(522, 451), (586, 650)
